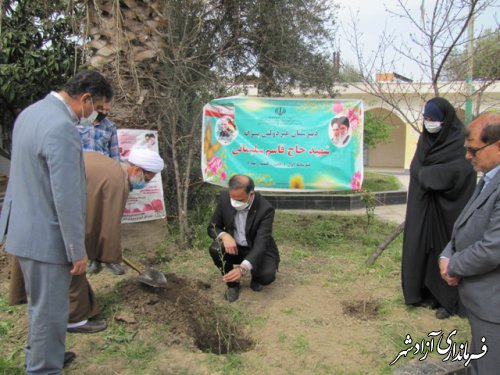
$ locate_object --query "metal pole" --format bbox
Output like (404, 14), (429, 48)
(465, 0), (475, 125)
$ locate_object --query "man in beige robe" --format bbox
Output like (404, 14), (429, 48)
(85, 150), (130, 275)
(8, 148), (164, 333)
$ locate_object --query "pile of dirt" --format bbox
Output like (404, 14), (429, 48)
(0, 247), (11, 280)
(115, 273), (254, 354)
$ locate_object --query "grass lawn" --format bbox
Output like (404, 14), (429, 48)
(0, 208), (470, 375)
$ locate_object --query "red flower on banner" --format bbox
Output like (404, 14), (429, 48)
(142, 200), (163, 212)
(151, 199), (163, 212)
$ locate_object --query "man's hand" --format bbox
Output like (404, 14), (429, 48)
(223, 268), (242, 283)
(71, 255), (88, 275)
(439, 257), (460, 286)
(221, 233), (238, 255)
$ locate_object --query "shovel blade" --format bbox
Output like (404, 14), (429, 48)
(137, 268), (167, 288)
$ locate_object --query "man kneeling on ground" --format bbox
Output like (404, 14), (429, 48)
(208, 174), (280, 302)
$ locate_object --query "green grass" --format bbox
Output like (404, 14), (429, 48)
(0, 296), (24, 375)
(362, 171), (401, 192)
(291, 334), (310, 355)
(0, 320), (13, 336)
(0, 356), (24, 375)
(2, 208), (470, 375)
(278, 332), (288, 345)
(207, 352), (244, 374)
(0, 296), (23, 318)
(95, 283), (126, 318)
(274, 213), (396, 258)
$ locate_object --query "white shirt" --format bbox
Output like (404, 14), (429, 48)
(218, 194), (255, 270)
(482, 165), (500, 191)
(50, 91), (78, 122)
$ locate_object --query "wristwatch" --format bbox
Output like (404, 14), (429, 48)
(239, 266), (249, 276)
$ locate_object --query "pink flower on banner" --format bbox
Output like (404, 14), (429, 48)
(151, 199), (164, 212)
(332, 101), (344, 114)
(207, 156), (222, 174)
(351, 171), (362, 191)
(347, 108), (359, 130)
(221, 170), (227, 181)
(143, 204), (153, 211)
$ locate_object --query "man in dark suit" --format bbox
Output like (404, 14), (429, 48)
(0, 71), (113, 373)
(440, 113), (500, 375)
(208, 175), (280, 302)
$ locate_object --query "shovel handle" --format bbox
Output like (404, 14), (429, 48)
(122, 256), (143, 275)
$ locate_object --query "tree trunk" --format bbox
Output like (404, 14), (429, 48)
(366, 221), (405, 265)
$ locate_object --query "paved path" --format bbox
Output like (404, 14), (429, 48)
(370, 168), (408, 224)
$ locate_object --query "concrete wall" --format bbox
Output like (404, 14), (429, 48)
(367, 122), (405, 168)
(404, 124), (420, 169)
(365, 109), (408, 168)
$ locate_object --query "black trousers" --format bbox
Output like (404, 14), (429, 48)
(208, 241), (277, 287)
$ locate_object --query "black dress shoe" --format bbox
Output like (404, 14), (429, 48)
(63, 351), (76, 368)
(250, 280), (264, 292)
(225, 286), (240, 302)
(87, 260), (102, 274)
(436, 307), (451, 319)
(67, 320), (107, 334)
(106, 262), (126, 275)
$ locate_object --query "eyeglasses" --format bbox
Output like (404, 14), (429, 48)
(465, 142), (495, 157)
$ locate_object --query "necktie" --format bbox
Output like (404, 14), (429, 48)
(477, 177), (485, 193)
(470, 177), (485, 202)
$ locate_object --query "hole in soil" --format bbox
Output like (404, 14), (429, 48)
(193, 306), (254, 354)
(116, 273), (254, 354)
(341, 298), (380, 320)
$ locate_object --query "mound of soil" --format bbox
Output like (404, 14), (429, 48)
(0, 247), (11, 280)
(116, 273), (253, 354)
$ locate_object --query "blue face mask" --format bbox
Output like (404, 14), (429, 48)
(129, 172), (146, 190)
(130, 180), (146, 190)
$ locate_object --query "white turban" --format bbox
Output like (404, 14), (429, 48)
(128, 147), (164, 173)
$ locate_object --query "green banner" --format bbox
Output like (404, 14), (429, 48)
(202, 97), (364, 191)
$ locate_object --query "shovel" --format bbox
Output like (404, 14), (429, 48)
(122, 256), (167, 288)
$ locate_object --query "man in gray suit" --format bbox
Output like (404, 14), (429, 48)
(0, 70), (113, 374)
(440, 113), (500, 375)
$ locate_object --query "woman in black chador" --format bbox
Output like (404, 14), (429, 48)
(402, 97), (477, 319)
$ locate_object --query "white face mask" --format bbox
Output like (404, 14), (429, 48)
(230, 194), (252, 211)
(424, 120), (442, 133)
(80, 96), (98, 126)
